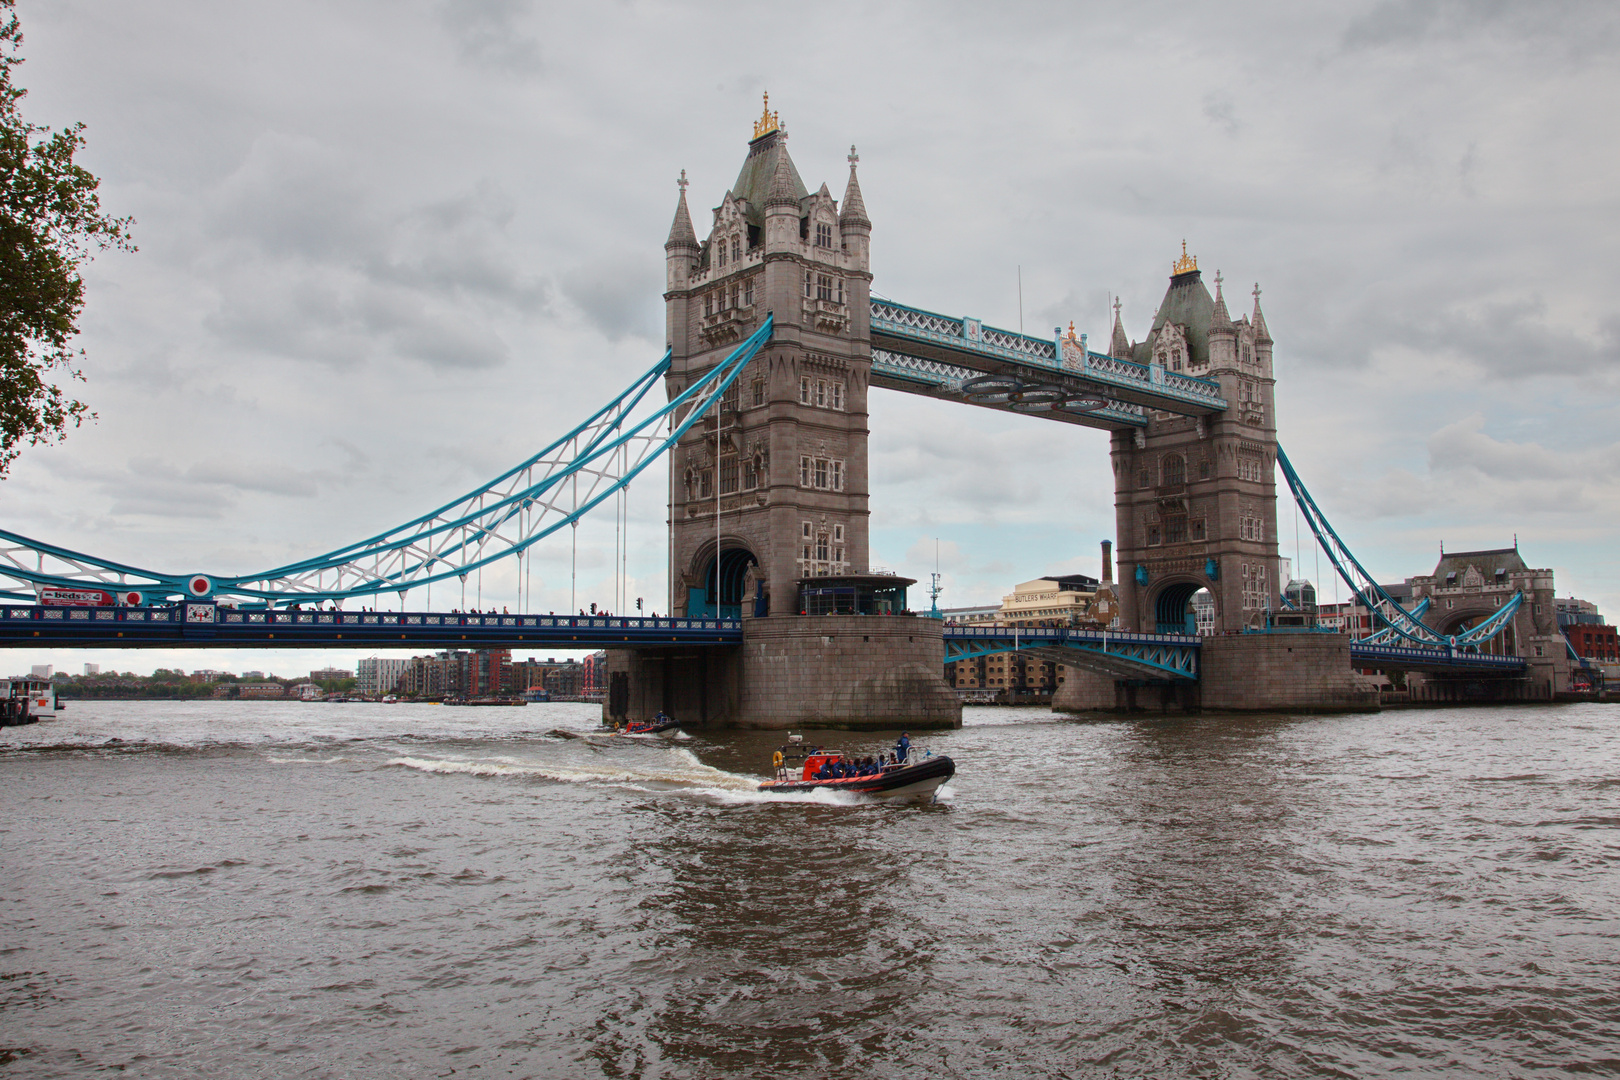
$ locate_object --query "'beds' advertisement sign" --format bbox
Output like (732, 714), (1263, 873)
(39, 587), (116, 607)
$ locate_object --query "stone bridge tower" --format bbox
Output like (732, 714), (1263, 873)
(1109, 247), (1283, 634)
(663, 97), (872, 618)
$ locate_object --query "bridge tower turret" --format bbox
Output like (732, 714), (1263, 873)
(1110, 248), (1282, 635)
(662, 97), (873, 619)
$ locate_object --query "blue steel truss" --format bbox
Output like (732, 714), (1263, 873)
(943, 625), (1199, 681)
(0, 319), (774, 606)
(1360, 597), (1429, 645)
(869, 299), (1228, 425)
(1276, 445), (1521, 650)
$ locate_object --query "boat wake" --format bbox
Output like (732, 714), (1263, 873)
(386, 745), (868, 806)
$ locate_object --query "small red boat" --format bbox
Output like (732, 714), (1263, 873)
(759, 738), (954, 801)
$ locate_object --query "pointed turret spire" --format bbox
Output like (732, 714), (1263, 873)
(1211, 270), (1232, 329)
(765, 147), (800, 209)
(840, 145), (870, 228)
(1251, 282), (1271, 343)
(665, 169), (698, 250)
(1109, 296), (1131, 359)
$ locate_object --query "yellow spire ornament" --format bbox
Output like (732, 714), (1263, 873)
(1172, 240), (1198, 276)
(752, 91), (781, 140)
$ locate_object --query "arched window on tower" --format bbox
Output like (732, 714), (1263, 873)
(1163, 455), (1185, 486)
(717, 239), (727, 268)
(816, 221), (833, 248)
(731, 236), (740, 263)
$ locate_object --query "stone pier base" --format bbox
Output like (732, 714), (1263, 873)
(605, 615), (960, 730)
(1052, 632), (1380, 714)
(1199, 632), (1380, 712)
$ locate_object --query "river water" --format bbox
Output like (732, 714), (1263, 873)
(3, 700), (1617, 1078)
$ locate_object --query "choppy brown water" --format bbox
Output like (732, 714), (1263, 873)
(3, 700), (1618, 1078)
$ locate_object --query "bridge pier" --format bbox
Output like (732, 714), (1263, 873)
(1053, 632), (1380, 714)
(607, 614), (960, 730)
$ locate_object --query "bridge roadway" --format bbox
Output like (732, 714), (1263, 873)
(0, 604), (1528, 679)
(0, 602), (742, 650)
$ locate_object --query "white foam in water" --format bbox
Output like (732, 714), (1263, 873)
(387, 744), (763, 795)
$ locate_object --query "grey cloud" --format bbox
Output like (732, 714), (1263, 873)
(1202, 91), (1241, 136)
(1340, 0), (1620, 57)
(199, 139), (542, 371)
(558, 254), (662, 343)
(437, 0), (542, 73)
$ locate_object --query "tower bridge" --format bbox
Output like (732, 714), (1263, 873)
(0, 97), (1570, 722)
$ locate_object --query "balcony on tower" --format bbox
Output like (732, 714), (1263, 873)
(701, 298), (756, 346)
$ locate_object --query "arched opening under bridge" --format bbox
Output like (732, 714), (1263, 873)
(1439, 608), (1518, 656)
(1152, 580), (1206, 636)
(689, 545), (758, 619)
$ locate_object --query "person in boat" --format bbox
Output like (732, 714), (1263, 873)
(653, 710), (670, 725)
(895, 732), (911, 764)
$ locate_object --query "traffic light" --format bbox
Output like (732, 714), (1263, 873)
(636, 597), (643, 611)
(589, 602), (596, 614)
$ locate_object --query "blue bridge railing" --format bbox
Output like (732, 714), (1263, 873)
(0, 604), (742, 650)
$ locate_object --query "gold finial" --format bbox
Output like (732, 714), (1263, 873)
(1067, 320), (1078, 341)
(1172, 239), (1198, 276)
(752, 91), (780, 140)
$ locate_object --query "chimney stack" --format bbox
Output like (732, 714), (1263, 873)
(1100, 540), (1113, 585)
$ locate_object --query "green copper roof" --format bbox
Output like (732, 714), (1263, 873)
(729, 131), (808, 225)
(1134, 269), (1216, 366)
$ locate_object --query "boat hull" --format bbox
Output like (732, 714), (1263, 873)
(759, 755), (954, 801)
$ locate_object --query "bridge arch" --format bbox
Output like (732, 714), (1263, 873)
(1149, 577), (1208, 636)
(687, 538), (758, 619)
(1436, 605), (1518, 656)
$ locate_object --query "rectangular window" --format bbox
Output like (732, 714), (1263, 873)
(816, 535), (829, 561)
(704, 293), (714, 317)
(721, 382), (738, 413)
(744, 277), (754, 307)
(817, 274), (833, 301)
(800, 456), (811, 487)
(731, 236), (740, 263)
(799, 377), (811, 405)
(717, 240), (726, 268)
(1147, 524), (1162, 546)
(743, 459), (758, 490)
(752, 379), (765, 407)
(698, 469), (712, 498)
(1166, 515), (1187, 544)
(830, 460), (844, 491)
(815, 458), (828, 489)
(719, 457), (738, 495)
(1191, 518), (1206, 541)
(816, 222), (833, 248)
(830, 381), (844, 410)
(805, 271), (812, 298)
(815, 379), (827, 407)
(802, 521), (812, 539)
(833, 524), (844, 542)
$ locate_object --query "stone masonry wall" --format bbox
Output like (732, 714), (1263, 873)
(738, 615), (960, 730)
(1200, 632), (1380, 712)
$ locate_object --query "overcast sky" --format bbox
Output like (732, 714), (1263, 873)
(5, 0), (1617, 677)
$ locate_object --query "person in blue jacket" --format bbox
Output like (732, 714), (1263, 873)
(895, 732), (911, 764)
